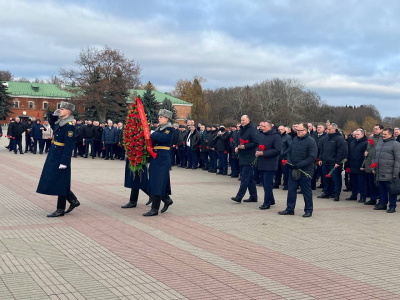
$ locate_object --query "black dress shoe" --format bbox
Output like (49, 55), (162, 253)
(345, 197), (357, 200)
(65, 199), (80, 214)
(374, 205), (387, 210)
(143, 209), (158, 216)
(161, 199), (173, 213)
(231, 197), (241, 203)
(364, 200), (377, 205)
(317, 193), (330, 199)
(243, 198), (257, 202)
(302, 212), (312, 218)
(387, 208), (396, 213)
(273, 185), (279, 189)
(333, 197), (340, 202)
(259, 205), (270, 210)
(121, 202), (137, 208)
(278, 210), (294, 215)
(145, 198), (152, 205)
(47, 209), (65, 217)
(358, 199), (366, 203)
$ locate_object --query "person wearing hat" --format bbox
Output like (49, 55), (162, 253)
(143, 109), (174, 216)
(36, 101), (80, 217)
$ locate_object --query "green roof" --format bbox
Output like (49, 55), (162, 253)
(128, 89), (192, 106)
(4, 81), (191, 105)
(5, 81), (72, 98)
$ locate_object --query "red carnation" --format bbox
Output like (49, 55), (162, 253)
(240, 139), (245, 145)
(224, 151), (228, 154)
(370, 162), (378, 168)
(368, 139), (374, 145)
(183, 141), (185, 145)
(206, 146), (209, 149)
(282, 159), (288, 166)
(230, 138), (233, 142)
(325, 174), (332, 178)
(259, 145), (265, 151)
(245, 140), (249, 144)
(345, 168), (350, 173)
(199, 145), (202, 148)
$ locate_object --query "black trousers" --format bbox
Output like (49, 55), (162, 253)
(56, 190), (76, 210)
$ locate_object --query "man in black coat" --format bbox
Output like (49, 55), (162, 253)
(171, 124), (180, 166)
(274, 125), (292, 190)
(279, 123), (318, 217)
(11, 117), (25, 154)
(177, 125), (187, 168)
(199, 125), (209, 170)
(231, 115), (259, 203)
(311, 124), (326, 189)
(7, 118), (15, 151)
(82, 120), (96, 158)
(256, 121), (281, 209)
(73, 120), (84, 157)
(207, 125), (218, 173)
(24, 119), (33, 153)
(317, 123), (348, 201)
(215, 126), (229, 175)
(185, 124), (200, 169)
(229, 125), (240, 177)
(346, 129), (368, 202)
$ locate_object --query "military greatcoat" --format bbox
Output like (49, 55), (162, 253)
(36, 117), (75, 196)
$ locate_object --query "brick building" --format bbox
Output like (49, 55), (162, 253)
(2, 82), (192, 125)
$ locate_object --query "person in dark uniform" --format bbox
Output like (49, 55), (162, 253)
(143, 109), (174, 217)
(36, 102), (80, 217)
(121, 163), (150, 208)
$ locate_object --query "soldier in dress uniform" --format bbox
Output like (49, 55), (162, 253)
(143, 109), (174, 217)
(36, 102), (80, 217)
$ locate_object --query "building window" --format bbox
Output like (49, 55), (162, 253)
(28, 101), (34, 109)
(57, 103), (61, 109)
(43, 102), (48, 109)
(14, 101), (19, 108)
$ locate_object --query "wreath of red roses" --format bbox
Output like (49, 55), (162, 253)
(124, 102), (150, 173)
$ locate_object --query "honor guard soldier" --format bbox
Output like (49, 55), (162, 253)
(143, 109), (174, 216)
(36, 101), (80, 217)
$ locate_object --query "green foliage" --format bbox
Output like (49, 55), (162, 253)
(141, 86), (159, 123)
(0, 82), (13, 120)
(160, 97), (177, 123)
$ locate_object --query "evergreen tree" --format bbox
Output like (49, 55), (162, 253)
(141, 86), (159, 123)
(160, 97), (177, 123)
(0, 82), (13, 120)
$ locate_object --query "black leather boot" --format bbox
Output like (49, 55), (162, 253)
(161, 196), (173, 213)
(143, 196), (161, 216)
(122, 189), (138, 208)
(47, 209), (65, 217)
(65, 191), (80, 214)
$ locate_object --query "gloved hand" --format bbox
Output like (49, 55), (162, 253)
(59, 164), (67, 169)
(53, 109), (60, 116)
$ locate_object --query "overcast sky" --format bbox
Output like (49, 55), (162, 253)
(1, 0), (399, 118)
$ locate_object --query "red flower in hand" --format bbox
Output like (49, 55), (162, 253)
(224, 151), (228, 154)
(282, 159), (288, 166)
(325, 174), (332, 178)
(345, 168), (351, 173)
(370, 162), (378, 168)
(245, 140), (249, 144)
(240, 139), (245, 145)
(182, 141), (185, 145)
(368, 139), (374, 145)
(199, 145), (202, 148)
(259, 145), (265, 151)
(206, 146), (209, 149)
(230, 138), (233, 142)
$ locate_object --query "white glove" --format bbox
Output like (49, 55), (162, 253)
(53, 109), (60, 116)
(59, 164), (67, 169)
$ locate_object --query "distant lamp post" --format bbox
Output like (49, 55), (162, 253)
(23, 111), (26, 115)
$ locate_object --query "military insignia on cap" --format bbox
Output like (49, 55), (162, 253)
(165, 130), (170, 134)
(68, 131), (73, 137)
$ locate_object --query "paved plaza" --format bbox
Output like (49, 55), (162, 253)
(0, 133), (399, 300)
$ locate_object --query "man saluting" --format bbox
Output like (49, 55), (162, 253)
(37, 102), (80, 217)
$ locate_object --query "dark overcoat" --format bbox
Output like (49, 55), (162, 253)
(124, 160), (149, 191)
(149, 125), (174, 196)
(36, 117), (75, 196)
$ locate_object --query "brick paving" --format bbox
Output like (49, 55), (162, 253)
(0, 134), (400, 299)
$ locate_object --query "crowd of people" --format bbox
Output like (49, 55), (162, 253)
(3, 113), (400, 217)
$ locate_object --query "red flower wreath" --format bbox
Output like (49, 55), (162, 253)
(124, 102), (150, 173)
